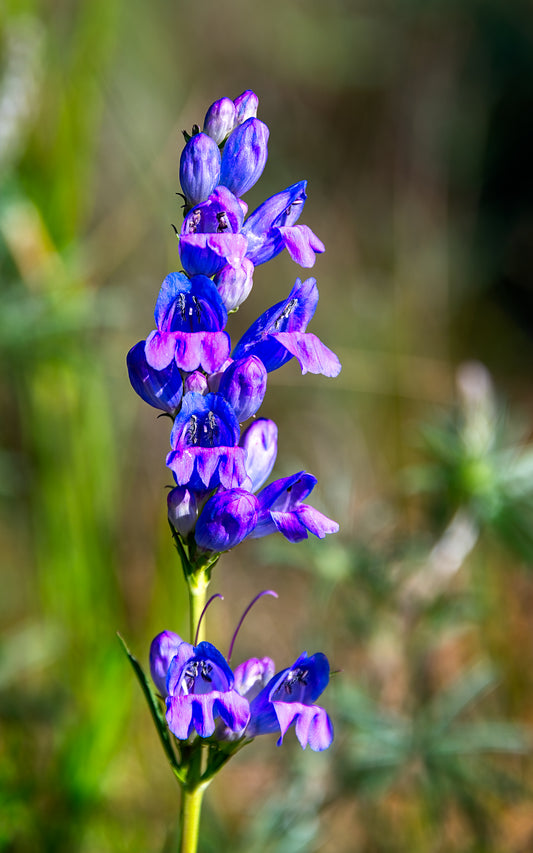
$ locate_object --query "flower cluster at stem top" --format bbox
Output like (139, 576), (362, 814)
(150, 628), (333, 752)
(126, 89), (341, 558)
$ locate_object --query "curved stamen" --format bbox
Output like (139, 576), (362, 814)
(194, 593), (224, 647)
(228, 589), (278, 661)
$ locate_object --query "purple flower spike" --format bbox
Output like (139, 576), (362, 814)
(220, 118), (269, 198)
(240, 418), (278, 492)
(233, 278), (341, 377)
(165, 641), (250, 740)
(150, 630), (189, 697)
(247, 652), (333, 751)
(233, 90), (259, 125)
(213, 258), (254, 312)
(203, 97), (236, 145)
(179, 132), (221, 206)
(251, 471), (339, 543)
(127, 340), (183, 414)
(195, 489), (259, 552)
(167, 487), (199, 536)
(218, 356), (267, 422)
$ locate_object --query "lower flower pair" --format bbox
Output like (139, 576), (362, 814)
(150, 627), (334, 752)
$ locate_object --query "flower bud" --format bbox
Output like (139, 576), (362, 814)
(179, 132), (221, 206)
(203, 97), (236, 145)
(149, 631), (185, 696)
(234, 90), (259, 125)
(240, 418), (278, 492)
(195, 488), (259, 552)
(167, 486), (199, 536)
(213, 258), (254, 312)
(218, 356), (267, 421)
(220, 118), (269, 197)
(184, 371), (209, 395)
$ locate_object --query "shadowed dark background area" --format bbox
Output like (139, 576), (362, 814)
(2, 1), (533, 850)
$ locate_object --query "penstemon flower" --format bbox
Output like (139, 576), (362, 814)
(123, 90), (340, 853)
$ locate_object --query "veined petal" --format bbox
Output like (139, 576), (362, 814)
(127, 341), (183, 414)
(270, 510), (309, 542)
(273, 702), (333, 751)
(271, 332), (341, 377)
(145, 330), (177, 370)
(277, 224), (325, 267)
(173, 331), (231, 374)
(295, 504), (340, 539)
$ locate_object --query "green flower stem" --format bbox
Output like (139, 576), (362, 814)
(188, 571), (209, 645)
(179, 781), (210, 853)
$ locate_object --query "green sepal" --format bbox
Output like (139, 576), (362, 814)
(117, 632), (186, 785)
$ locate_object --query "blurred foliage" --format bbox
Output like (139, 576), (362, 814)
(2, 1), (533, 851)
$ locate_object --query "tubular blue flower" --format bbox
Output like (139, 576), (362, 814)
(240, 418), (278, 492)
(246, 652), (333, 751)
(179, 132), (221, 206)
(144, 272), (230, 374)
(242, 181), (325, 268)
(213, 258), (254, 312)
(220, 118), (269, 198)
(203, 97), (236, 145)
(166, 392), (248, 490)
(165, 641), (250, 740)
(127, 340), (183, 414)
(218, 356), (267, 422)
(195, 488), (259, 552)
(150, 630), (187, 697)
(250, 471), (339, 542)
(233, 90), (258, 125)
(233, 278), (341, 377)
(167, 486), (199, 536)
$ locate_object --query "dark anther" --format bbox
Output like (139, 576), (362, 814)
(274, 298), (298, 331)
(203, 411), (219, 446)
(216, 211), (229, 232)
(183, 661), (200, 692)
(187, 414), (198, 445)
(192, 294), (203, 323)
(178, 292), (187, 321)
(200, 662), (213, 682)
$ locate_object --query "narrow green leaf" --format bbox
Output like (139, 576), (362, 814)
(117, 632), (185, 784)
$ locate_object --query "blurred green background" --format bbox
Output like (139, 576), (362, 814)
(2, 0), (533, 850)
